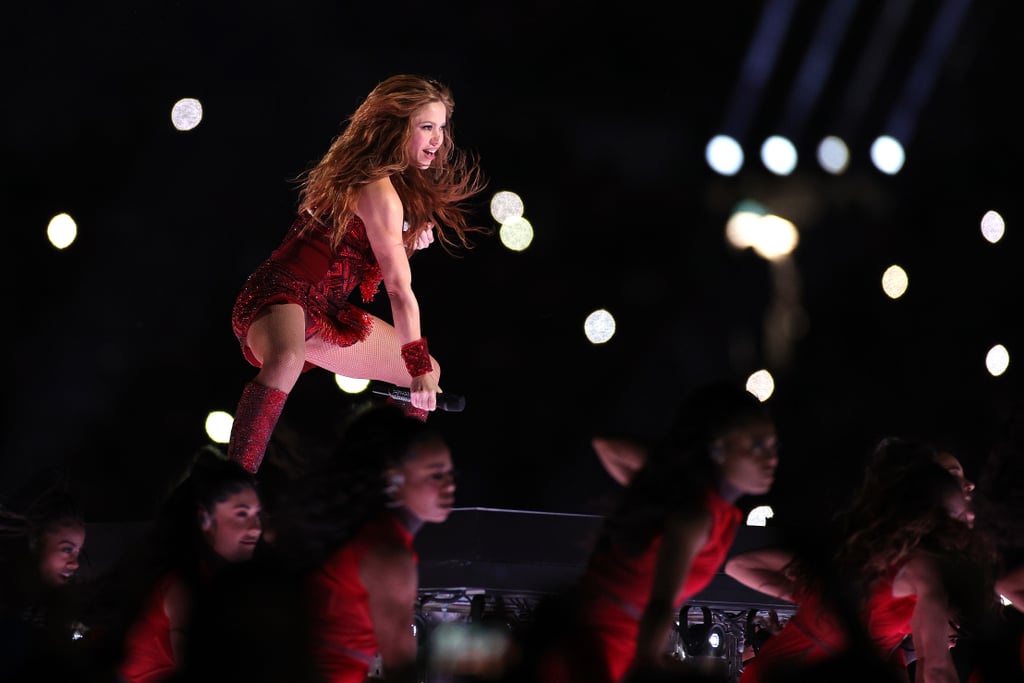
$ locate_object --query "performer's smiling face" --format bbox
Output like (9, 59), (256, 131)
(409, 101), (447, 170)
(37, 523), (86, 586)
(200, 486), (263, 563)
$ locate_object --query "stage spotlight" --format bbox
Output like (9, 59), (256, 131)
(706, 623), (727, 657)
(706, 135), (744, 176)
(680, 605), (714, 658)
(760, 135), (798, 176)
(817, 135), (850, 174)
(870, 135), (905, 175)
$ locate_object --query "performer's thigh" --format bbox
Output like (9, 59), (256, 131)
(246, 303), (307, 368)
(304, 313), (441, 385)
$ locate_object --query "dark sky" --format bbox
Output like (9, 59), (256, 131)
(4, 1), (1023, 528)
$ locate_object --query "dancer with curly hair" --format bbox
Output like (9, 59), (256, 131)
(725, 437), (993, 683)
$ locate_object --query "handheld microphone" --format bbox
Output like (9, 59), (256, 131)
(370, 381), (466, 413)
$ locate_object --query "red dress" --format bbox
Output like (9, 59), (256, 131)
(231, 212), (384, 372)
(542, 488), (743, 683)
(117, 573), (178, 683)
(308, 511), (416, 683)
(739, 565), (916, 683)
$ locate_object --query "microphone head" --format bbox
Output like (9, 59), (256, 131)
(441, 394), (466, 412)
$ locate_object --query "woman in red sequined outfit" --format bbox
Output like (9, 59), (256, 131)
(228, 74), (487, 473)
(725, 438), (992, 683)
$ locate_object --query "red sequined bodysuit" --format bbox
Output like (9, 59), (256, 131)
(308, 511), (416, 683)
(231, 212), (384, 372)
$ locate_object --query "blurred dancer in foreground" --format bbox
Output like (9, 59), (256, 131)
(726, 437), (993, 683)
(269, 404), (457, 682)
(515, 380), (779, 683)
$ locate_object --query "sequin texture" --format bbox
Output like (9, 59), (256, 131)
(400, 337), (433, 378)
(231, 213), (385, 371)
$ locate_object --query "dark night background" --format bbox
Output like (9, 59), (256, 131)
(4, 0), (1023, 543)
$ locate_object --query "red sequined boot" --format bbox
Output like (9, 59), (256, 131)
(227, 381), (289, 473)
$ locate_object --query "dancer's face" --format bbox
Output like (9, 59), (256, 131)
(390, 437), (456, 523)
(713, 419), (779, 496)
(37, 523), (86, 586)
(943, 486), (974, 528)
(934, 451), (975, 503)
(200, 486), (263, 563)
(408, 101), (446, 169)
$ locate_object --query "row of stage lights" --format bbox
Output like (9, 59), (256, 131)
(706, 132), (910, 177)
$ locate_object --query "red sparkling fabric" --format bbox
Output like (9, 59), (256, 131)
(231, 213), (384, 372)
(228, 380), (288, 473)
(400, 337), (433, 378)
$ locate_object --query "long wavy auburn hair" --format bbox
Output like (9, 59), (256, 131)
(295, 74), (489, 254)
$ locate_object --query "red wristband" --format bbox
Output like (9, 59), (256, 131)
(401, 338), (433, 378)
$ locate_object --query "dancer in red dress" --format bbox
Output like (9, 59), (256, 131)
(228, 74), (487, 473)
(111, 450), (264, 683)
(726, 437), (990, 683)
(520, 380), (779, 683)
(268, 404), (457, 683)
(961, 410), (1024, 682)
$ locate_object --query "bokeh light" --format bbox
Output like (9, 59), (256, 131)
(490, 190), (524, 223)
(47, 212), (77, 249)
(171, 97), (204, 131)
(817, 135), (850, 175)
(499, 216), (534, 252)
(205, 410), (233, 444)
(870, 135), (905, 175)
(760, 135), (798, 176)
(335, 375), (371, 394)
(881, 265), (909, 299)
(745, 370), (775, 401)
(705, 134), (744, 176)
(981, 210), (1005, 244)
(986, 344), (1010, 376)
(726, 205), (798, 262)
(583, 309), (616, 344)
